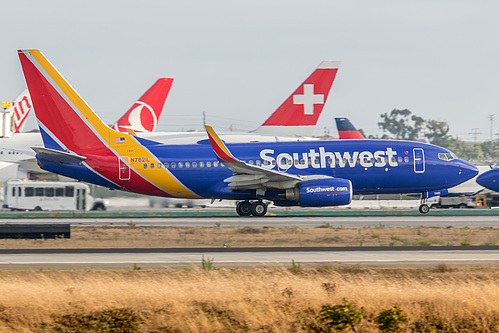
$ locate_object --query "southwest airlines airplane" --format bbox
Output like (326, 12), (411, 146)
(18, 49), (478, 215)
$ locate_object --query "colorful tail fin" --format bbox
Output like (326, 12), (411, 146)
(18, 49), (199, 199)
(335, 117), (365, 139)
(6, 89), (32, 133)
(112, 78), (173, 133)
(18, 49), (121, 152)
(255, 61), (340, 137)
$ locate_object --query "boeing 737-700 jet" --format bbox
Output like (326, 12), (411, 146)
(18, 49), (478, 215)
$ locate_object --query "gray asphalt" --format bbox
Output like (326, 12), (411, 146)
(2, 214), (499, 269)
(1, 214), (499, 228)
(0, 247), (498, 269)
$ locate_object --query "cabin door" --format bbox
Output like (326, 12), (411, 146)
(413, 148), (425, 173)
(119, 157), (131, 180)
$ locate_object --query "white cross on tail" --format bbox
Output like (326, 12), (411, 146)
(293, 84), (324, 115)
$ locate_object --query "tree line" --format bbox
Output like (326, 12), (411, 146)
(365, 109), (497, 162)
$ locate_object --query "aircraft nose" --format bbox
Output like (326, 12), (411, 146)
(457, 160), (479, 181)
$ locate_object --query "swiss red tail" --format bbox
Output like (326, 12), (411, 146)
(255, 61), (340, 137)
(112, 78), (173, 133)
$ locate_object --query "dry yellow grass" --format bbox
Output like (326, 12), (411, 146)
(0, 267), (498, 332)
(0, 225), (496, 248)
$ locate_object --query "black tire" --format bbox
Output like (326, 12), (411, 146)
(34, 206), (42, 211)
(92, 203), (106, 211)
(419, 204), (430, 214)
(236, 201), (251, 216)
(458, 203), (467, 209)
(250, 201), (267, 217)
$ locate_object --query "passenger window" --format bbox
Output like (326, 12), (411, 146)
(249, 160), (254, 165)
(46, 188), (54, 197)
(35, 187), (44, 196)
(398, 157), (402, 163)
(199, 161), (204, 167)
(185, 162), (190, 168)
(256, 160), (261, 166)
(143, 163), (148, 169)
(164, 162), (169, 168)
(158, 163), (162, 169)
(65, 186), (74, 197)
(207, 161), (211, 167)
(214, 161), (219, 167)
(178, 162), (183, 168)
(150, 163), (155, 169)
(404, 156), (409, 162)
(56, 188), (64, 197)
(25, 187), (34, 197)
(192, 162), (197, 168)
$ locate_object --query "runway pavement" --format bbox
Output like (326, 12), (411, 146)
(0, 246), (498, 269)
(1, 214), (499, 228)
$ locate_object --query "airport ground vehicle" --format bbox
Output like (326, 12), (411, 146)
(427, 194), (476, 209)
(3, 180), (107, 211)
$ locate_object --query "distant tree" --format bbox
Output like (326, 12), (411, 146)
(424, 119), (452, 146)
(378, 109), (425, 140)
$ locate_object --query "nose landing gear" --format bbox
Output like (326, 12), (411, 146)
(236, 200), (268, 217)
(419, 197), (430, 214)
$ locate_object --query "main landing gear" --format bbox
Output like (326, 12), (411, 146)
(419, 197), (430, 214)
(236, 200), (268, 217)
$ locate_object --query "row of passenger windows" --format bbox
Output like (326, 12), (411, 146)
(140, 156), (411, 169)
(0, 151), (22, 155)
(12, 186), (75, 198)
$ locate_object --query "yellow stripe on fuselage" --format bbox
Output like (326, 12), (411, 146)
(29, 49), (200, 199)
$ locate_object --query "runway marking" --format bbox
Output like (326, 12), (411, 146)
(1, 259), (499, 265)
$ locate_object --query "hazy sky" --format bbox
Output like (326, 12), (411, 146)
(1, 0), (498, 141)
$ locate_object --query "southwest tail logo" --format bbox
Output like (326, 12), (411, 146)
(256, 61), (340, 137)
(112, 78), (173, 133)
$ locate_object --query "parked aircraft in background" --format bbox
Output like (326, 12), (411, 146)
(7, 89), (32, 133)
(335, 117), (365, 139)
(136, 60), (341, 145)
(19, 49), (478, 215)
(476, 168), (499, 192)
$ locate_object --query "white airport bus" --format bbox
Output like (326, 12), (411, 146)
(3, 180), (106, 211)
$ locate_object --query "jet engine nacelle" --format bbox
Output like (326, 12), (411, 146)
(285, 178), (352, 207)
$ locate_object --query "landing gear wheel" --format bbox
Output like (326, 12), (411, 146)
(419, 204), (430, 214)
(236, 201), (251, 216)
(250, 201), (267, 217)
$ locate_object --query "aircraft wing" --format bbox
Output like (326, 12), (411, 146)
(205, 125), (305, 190)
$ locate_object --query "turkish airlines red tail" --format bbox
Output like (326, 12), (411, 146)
(255, 61), (340, 137)
(6, 89), (32, 133)
(112, 78), (173, 133)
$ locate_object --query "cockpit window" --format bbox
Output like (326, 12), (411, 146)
(438, 153), (457, 161)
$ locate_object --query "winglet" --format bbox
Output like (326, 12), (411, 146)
(205, 126), (240, 163)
